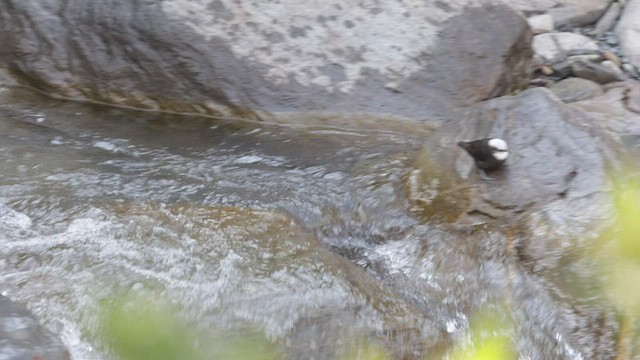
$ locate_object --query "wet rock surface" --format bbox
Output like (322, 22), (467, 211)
(0, 0), (531, 122)
(0, 85), (627, 359)
(414, 87), (609, 231)
(1, 0), (640, 358)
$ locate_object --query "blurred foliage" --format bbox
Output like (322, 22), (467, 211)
(337, 339), (391, 360)
(606, 171), (640, 317)
(101, 296), (203, 360)
(101, 295), (280, 360)
(610, 173), (640, 261)
(208, 333), (280, 360)
(593, 169), (640, 357)
(449, 307), (515, 360)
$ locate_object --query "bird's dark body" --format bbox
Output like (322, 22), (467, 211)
(458, 139), (506, 171)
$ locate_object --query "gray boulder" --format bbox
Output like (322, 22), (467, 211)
(408, 87), (610, 268)
(0, 1), (532, 122)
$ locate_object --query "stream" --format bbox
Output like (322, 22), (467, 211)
(0, 87), (617, 359)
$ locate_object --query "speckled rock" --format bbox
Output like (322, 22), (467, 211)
(550, 77), (604, 102)
(0, 0), (532, 123)
(616, 0), (640, 70)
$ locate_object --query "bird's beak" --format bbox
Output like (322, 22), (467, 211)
(457, 141), (469, 149)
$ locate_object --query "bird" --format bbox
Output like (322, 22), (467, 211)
(458, 138), (509, 180)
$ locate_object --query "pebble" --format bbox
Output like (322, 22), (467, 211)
(541, 65), (554, 76)
(601, 60), (624, 75)
(602, 50), (622, 67)
(622, 63), (639, 77)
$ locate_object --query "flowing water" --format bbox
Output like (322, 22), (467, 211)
(0, 87), (616, 359)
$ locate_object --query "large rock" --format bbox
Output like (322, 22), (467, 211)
(408, 87), (610, 267)
(0, 1), (532, 122)
(617, 0), (640, 70)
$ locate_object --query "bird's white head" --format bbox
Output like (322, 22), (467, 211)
(488, 138), (509, 161)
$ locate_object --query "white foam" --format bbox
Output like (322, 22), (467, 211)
(93, 141), (126, 153)
(233, 155), (263, 164)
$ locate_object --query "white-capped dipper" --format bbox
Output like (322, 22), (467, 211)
(458, 138), (509, 180)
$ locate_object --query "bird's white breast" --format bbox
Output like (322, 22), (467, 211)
(488, 138), (508, 151)
(493, 150), (509, 161)
(488, 138), (509, 161)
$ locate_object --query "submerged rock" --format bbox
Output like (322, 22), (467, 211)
(0, 1), (531, 122)
(0, 295), (70, 360)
